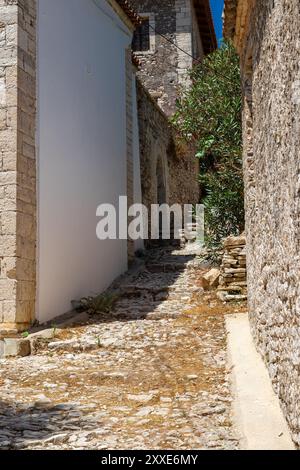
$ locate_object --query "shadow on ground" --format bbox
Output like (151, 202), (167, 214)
(0, 400), (93, 449)
(31, 245), (209, 333)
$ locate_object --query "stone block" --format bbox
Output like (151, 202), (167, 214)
(0, 108), (6, 129)
(2, 300), (16, 322)
(29, 328), (61, 341)
(224, 234), (246, 248)
(1, 210), (16, 235)
(202, 268), (221, 290)
(0, 337), (31, 357)
(0, 278), (16, 301)
(15, 300), (35, 324)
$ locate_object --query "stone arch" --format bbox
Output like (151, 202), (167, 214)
(151, 141), (169, 206)
(155, 152), (168, 243)
(156, 154), (167, 205)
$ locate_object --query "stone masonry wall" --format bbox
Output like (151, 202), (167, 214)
(239, 0), (300, 445)
(131, 0), (195, 116)
(0, 0), (36, 332)
(137, 79), (199, 231)
(125, 48), (135, 263)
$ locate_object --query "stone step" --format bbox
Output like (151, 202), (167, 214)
(146, 263), (186, 273)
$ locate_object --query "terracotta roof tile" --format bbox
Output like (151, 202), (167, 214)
(115, 0), (142, 27)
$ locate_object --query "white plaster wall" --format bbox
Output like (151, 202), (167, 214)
(37, 0), (132, 323)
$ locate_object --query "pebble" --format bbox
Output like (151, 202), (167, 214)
(127, 394), (154, 403)
(34, 395), (52, 406)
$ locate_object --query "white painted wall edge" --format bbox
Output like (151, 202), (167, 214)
(226, 313), (295, 450)
(36, 0), (130, 323)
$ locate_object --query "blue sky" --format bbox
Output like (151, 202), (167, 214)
(210, 0), (224, 46)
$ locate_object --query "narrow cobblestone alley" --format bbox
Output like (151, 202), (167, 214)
(0, 245), (245, 450)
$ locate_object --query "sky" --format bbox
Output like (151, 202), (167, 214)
(210, 0), (224, 46)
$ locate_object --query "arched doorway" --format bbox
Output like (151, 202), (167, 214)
(156, 156), (167, 205)
(156, 155), (168, 243)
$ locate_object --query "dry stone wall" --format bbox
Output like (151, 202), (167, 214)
(218, 234), (247, 302)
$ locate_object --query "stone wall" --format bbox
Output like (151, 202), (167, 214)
(125, 48), (135, 263)
(225, 0), (300, 445)
(0, 0), (37, 332)
(131, 0), (198, 116)
(218, 234), (247, 302)
(137, 79), (199, 235)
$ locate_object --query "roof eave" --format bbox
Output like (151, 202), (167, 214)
(108, 0), (142, 32)
(194, 0), (218, 54)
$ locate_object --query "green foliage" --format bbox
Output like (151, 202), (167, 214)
(202, 169), (244, 249)
(79, 293), (118, 315)
(173, 41), (244, 251)
(51, 323), (57, 337)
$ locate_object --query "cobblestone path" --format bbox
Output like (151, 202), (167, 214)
(0, 245), (244, 450)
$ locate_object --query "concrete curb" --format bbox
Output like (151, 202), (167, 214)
(226, 312), (295, 450)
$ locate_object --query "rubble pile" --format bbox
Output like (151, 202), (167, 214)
(218, 234), (247, 302)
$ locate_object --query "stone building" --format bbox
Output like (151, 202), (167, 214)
(137, 81), (200, 211)
(0, 0), (216, 332)
(131, 0), (217, 232)
(131, 0), (217, 116)
(0, 0), (142, 330)
(224, 0), (300, 445)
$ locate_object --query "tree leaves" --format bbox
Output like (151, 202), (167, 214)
(173, 41), (244, 252)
